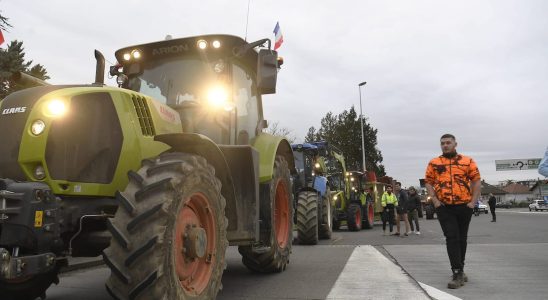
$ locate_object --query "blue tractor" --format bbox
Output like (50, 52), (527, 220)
(291, 142), (333, 244)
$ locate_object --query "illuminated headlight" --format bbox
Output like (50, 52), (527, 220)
(31, 120), (46, 135)
(314, 163), (320, 169)
(34, 165), (46, 180)
(346, 172), (350, 176)
(333, 195), (338, 200)
(46, 99), (67, 117)
(212, 40), (221, 48)
(207, 86), (233, 111)
(350, 177), (355, 182)
(311, 172), (315, 176)
(123, 53), (131, 61)
(132, 50), (141, 59)
(197, 40), (208, 49)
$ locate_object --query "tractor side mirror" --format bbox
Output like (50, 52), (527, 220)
(257, 49), (278, 95)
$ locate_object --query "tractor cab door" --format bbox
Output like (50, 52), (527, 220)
(232, 62), (262, 145)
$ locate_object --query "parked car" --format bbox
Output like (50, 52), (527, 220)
(496, 201), (512, 209)
(478, 201), (489, 214)
(529, 199), (548, 211)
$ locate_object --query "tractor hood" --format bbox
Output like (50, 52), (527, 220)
(0, 85), (79, 180)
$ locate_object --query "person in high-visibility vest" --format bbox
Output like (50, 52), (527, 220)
(381, 186), (398, 235)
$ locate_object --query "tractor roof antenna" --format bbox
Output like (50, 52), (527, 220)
(244, 0), (251, 41)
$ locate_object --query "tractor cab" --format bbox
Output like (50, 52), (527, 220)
(291, 143), (327, 195)
(111, 34), (280, 145)
(348, 171), (366, 205)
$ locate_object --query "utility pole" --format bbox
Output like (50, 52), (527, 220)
(358, 81), (367, 172)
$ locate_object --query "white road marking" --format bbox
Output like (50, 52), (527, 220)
(419, 282), (462, 300)
(326, 245), (429, 299)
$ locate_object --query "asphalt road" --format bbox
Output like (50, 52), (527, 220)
(45, 208), (548, 300)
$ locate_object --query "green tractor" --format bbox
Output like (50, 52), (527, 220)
(346, 171), (376, 229)
(291, 141), (333, 245)
(0, 34), (295, 300)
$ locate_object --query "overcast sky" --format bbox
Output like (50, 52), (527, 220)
(2, 0), (546, 187)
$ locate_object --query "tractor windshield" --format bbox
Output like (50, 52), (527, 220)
(127, 56), (226, 106)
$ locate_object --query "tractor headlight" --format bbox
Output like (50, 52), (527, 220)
(46, 99), (67, 117)
(132, 50), (141, 59)
(207, 85), (233, 111)
(314, 163), (320, 169)
(31, 120), (46, 136)
(34, 165), (46, 180)
(350, 177), (355, 182)
(197, 40), (208, 50)
(333, 195), (338, 200)
(212, 40), (221, 48)
(123, 53), (131, 61)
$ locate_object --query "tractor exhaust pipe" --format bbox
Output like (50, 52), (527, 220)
(11, 72), (50, 86)
(94, 49), (105, 85)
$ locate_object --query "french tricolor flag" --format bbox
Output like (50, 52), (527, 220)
(273, 22), (283, 50)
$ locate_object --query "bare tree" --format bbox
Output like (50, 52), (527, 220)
(264, 121), (296, 143)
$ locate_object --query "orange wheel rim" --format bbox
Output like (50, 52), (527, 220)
(368, 203), (374, 223)
(274, 179), (289, 248)
(174, 193), (216, 295)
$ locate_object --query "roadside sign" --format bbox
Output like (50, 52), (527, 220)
(495, 158), (542, 171)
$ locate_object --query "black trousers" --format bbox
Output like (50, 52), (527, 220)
(382, 204), (395, 232)
(490, 205), (496, 221)
(436, 204), (473, 271)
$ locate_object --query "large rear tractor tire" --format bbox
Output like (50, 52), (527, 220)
(361, 202), (375, 229)
(347, 203), (362, 231)
(296, 191), (319, 245)
(318, 188), (332, 240)
(239, 156), (293, 273)
(0, 264), (61, 300)
(103, 153), (228, 300)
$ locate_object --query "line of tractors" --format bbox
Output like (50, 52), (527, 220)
(0, 34), (394, 300)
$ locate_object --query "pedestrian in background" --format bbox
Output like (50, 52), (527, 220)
(381, 186), (397, 236)
(539, 146), (548, 177)
(394, 182), (411, 236)
(425, 133), (481, 289)
(407, 186), (421, 235)
(488, 193), (496, 222)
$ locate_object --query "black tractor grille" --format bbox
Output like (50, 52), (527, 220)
(45, 92), (123, 183)
(131, 95), (155, 136)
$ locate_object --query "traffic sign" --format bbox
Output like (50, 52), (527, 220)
(495, 158), (542, 171)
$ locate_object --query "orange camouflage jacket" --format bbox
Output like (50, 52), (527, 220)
(425, 154), (481, 205)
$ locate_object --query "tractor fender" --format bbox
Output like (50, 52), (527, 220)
(154, 133), (238, 229)
(252, 133), (296, 183)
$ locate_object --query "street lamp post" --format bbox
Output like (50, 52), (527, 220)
(358, 81), (367, 172)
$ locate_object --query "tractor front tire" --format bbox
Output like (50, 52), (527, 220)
(103, 153), (227, 300)
(239, 156), (293, 273)
(318, 188), (332, 240)
(361, 202), (375, 229)
(296, 191), (319, 245)
(347, 203), (362, 231)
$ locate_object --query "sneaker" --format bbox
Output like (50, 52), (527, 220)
(391, 232), (400, 236)
(405, 231), (411, 235)
(415, 231), (421, 235)
(404, 232), (409, 236)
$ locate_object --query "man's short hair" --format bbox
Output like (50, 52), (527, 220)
(441, 133), (456, 140)
(395, 182), (401, 187)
